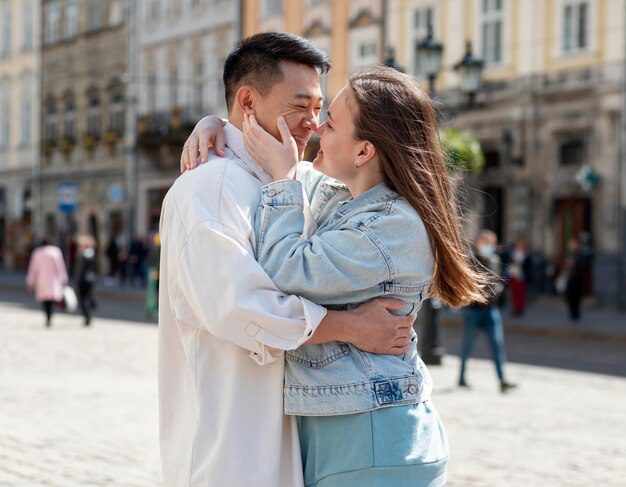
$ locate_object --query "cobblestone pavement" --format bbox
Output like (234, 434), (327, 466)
(0, 300), (161, 487)
(1, 298), (625, 486)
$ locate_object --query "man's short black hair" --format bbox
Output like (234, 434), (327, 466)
(223, 32), (331, 112)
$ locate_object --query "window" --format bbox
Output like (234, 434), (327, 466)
(88, 0), (102, 31)
(45, 101), (58, 143)
(147, 0), (160, 21)
(21, 75), (32, 145)
(45, 1), (61, 44)
(109, 0), (123, 25)
(264, 0), (281, 17)
(169, 0), (182, 16)
(480, 0), (505, 66)
(352, 38), (378, 69)
(193, 61), (204, 113)
(0, 80), (10, 148)
(87, 96), (101, 136)
(559, 137), (587, 166)
(147, 74), (156, 113)
(64, 99), (76, 139)
(64, 0), (79, 38)
(1, 0), (12, 56)
(22, 1), (34, 50)
(483, 149), (501, 171)
(169, 67), (178, 108)
(109, 93), (124, 134)
(562, 0), (589, 53)
(412, 5), (434, 76)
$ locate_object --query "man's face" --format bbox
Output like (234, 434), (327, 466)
(252, 62), (324, 160)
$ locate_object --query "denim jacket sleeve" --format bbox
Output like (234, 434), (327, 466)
(255, 180), (391, 302)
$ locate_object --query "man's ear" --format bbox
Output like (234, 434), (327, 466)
(235, 86), (257, 115)
(355, 141), (377, 168)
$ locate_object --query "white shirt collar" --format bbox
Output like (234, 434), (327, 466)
(224, 122), (273, 185)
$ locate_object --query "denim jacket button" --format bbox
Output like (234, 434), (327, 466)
(408, 385), (417, 394)
(267, 190), (277, 197)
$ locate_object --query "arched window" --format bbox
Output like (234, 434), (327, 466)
(45, 99), (58, 143)
(86, 90), (101, 136)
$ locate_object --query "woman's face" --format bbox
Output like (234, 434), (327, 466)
(312, 86), (362, 182)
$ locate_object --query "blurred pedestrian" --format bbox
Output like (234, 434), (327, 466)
(26, 237), (68, 327)
(563, 237), (588, 322)
(127, 234), (147, 286)
(459, 230), (517, 394)
(508, 237), (530, 315)
(105, 235), (119, 285)
(75, 234), (98, 326)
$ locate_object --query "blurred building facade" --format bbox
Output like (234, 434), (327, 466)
(39, 0), (130, 264)
(135, 0), (239, 235)
(7, 0), (626, 307)
(0, 0), (40, 269)
(386, 0), (624, 305)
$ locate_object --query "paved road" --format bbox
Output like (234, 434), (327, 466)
(1, 295), (625, 486)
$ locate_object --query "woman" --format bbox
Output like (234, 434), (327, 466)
(26, 237), (68, 327)
(190, 66), (488, 486)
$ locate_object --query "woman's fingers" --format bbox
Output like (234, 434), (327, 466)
(276, 116), (293, 145)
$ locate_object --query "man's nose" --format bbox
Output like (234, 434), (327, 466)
(303, 111), (318, 131)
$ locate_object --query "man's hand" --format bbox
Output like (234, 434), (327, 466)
(180, 116), (226, 173)
(309, 298), (414, 355)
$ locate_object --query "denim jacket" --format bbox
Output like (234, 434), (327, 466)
(255, 163), (435, 416)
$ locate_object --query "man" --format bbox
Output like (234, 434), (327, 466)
(458, 230), (517, 394)
(159, 32), (413, 487)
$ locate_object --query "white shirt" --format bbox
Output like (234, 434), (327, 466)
(158, 123), (326, 487)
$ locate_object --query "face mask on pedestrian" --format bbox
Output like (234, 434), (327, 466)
(479, 245), (496, 256)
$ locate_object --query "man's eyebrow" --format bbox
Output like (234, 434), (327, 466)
(293, 93), (324, 103)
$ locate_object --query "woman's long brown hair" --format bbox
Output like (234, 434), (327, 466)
(348, 66), (488, 307)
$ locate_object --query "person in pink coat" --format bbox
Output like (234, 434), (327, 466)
(26, 237), (68, 327)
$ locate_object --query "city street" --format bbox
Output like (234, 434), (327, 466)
(1, 291), (625, 486)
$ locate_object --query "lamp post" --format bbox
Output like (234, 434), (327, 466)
(416, 24), (443, 95)
(454, 41), (484, 108)
(384, 47), (405, 73)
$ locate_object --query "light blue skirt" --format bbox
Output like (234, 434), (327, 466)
(296, 401), (448, 487)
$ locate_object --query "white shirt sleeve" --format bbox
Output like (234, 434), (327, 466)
(170, 214), (326, 366)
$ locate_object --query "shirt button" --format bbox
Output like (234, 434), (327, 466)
(408, 385), (417, 394)
(267, 190), (276, 197)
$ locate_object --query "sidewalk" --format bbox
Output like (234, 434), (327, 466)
(0, 270), (146, 303)
(439, 294), (626, 342)
(3, 269), (625, 341)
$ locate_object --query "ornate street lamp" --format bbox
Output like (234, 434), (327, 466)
(384, 47), (405, 73)
(454, 41), (484, 107)
(416, 24), (443, 94)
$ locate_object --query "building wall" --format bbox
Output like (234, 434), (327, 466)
(388, 0), (624, 304)
(136, 0), (239, 236)
(0, 0), (40, 269)
(40, 0), (130, 264)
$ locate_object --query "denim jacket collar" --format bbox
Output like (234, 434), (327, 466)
(332, 182), (400, 216)
(224, 122), (273, 185)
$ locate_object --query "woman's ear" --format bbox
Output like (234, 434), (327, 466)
(355, 141), (377, 168)
(235, 86), (256, 115)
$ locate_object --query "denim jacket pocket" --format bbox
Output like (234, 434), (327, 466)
(286, 343), (352, 368)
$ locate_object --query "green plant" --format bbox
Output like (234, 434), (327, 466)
(439, 128), (485, 173)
